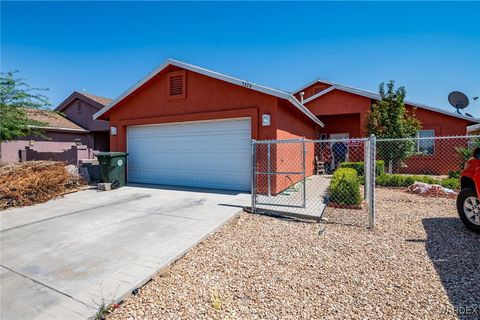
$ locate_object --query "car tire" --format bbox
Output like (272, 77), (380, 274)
(456, 188), (480, 233)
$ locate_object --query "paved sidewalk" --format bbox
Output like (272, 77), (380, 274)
(0, 185), (249, 320)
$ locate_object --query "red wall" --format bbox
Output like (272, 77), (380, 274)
(402, 105), (470, 174)
(103, 66), (282, 151)
(317, 114), (362, 138)
(305, 90), (371, 138)
(100, 66), (317, 192)
(273, 100), (317, 193)
(295, 82), (333, 101)
(304, 89), (472, 174)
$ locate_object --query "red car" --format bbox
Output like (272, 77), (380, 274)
(457, 147), (480, 233)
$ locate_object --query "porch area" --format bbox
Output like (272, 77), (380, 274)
(254, 175), (331, 220)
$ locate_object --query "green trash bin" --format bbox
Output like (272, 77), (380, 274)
(97, 152), (128, 189)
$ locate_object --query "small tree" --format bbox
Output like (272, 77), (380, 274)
(366, 81), (421, 172)
(0, 71), (50, 141)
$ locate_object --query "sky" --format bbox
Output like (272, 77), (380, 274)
(1, 1), (480, 117)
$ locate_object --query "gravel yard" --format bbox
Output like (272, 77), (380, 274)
(109, 188), (479, 320)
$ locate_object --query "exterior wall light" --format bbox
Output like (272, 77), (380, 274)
(262, 114), (271, 126)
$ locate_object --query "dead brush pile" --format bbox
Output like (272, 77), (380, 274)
(0, 161), (85, 210)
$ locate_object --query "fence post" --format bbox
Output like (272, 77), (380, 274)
(364, 139), (370, 199)
(368, 134), (376, 229)
(251, 140), (256, 213)
(302, 137), (307, 208)
(267, 142), (271, 196)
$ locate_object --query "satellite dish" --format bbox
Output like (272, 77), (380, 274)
(448, 91), (469, 114)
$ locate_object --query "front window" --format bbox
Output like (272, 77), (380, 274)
(417, 130), (435, 155)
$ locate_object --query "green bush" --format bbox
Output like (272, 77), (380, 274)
(375, 173), (460, 190)
(448, 170), (460, 179)
(330, 168), (362, 206)
(440, 178), (460, 190)
(339, 160), (385, 176)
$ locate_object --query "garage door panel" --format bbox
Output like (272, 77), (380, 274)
(127, 118), (251, 191)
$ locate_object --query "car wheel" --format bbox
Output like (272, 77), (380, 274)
(456, 188), (480, 233)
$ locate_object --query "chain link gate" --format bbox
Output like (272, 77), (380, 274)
(251, 137), (376, 226)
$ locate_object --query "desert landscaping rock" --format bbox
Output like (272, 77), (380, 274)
(109, 188), (479, 320)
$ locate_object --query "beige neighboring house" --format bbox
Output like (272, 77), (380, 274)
(467, 124), (480, 135)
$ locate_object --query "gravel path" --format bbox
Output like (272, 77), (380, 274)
(109, 189), (479, 320)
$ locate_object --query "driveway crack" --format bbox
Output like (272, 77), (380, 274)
(0, 264), (95, 309)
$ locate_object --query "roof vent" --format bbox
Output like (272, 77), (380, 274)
(170, 76), (183, 96)
(168, 71), (186, 99)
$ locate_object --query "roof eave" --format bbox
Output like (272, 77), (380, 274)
(27, 125), (89, 133)
(467, 124), (480, 132)
(56, 91), (106, 112)
(287, 96), (324, 127)
(94, 59), (324, 126)
(304, 85), (480, 124)
(293, 79), (338, 95)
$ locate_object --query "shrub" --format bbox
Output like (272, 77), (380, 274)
(440, 178), (460, 190)
(339, 160), (385, 176)
(330, 168), (362, 206)
(375, 173), (460, 190)
(376, 174), (415, 187)
(448, 170), (460, 179)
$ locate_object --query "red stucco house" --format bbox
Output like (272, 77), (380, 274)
(93, 59), (479, 191)
(94, 59), (323, 192)
(294, 79), (480, 174)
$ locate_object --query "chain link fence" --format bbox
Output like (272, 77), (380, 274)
(251, 137), (374, 224)
(251, 135), (480, 228)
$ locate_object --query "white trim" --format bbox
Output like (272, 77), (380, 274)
(303, 85), (337, 104)
(93, 59), (324, 127)
(293, 78), (337, 94)
(300, 80), (480, 123)
(126, 116), (250, 129)
(467, 123), (480, 133)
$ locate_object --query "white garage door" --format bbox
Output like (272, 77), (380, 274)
(127, 118), (251, 191)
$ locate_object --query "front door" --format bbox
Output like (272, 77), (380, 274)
(330, 133), (350, 169)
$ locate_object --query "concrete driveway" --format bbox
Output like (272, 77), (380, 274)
(0, 185), (249, 320)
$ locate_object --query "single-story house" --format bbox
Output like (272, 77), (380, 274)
(294, 79), (480, 174)
(1, 92), (111, 164)
(93, 59), (480, 191)
(94, 59), (323, 192)
(0, 109), (92, 164)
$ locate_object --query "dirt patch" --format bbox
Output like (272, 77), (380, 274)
(0, 161), (84, 210)
(108, 189), (479, 320)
